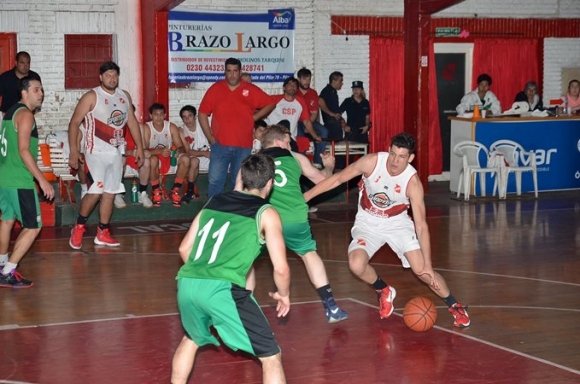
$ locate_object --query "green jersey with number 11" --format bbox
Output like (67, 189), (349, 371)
(177, 191), (271, 287)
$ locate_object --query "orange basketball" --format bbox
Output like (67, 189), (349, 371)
(403, 297), (438, 332)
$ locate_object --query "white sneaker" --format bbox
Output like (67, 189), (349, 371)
(114, 194), (127, 209)
(138, 191), (153, 208)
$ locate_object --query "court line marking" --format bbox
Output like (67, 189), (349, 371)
(2, 299), (579, 376)
(322, 259), (580, 288)
(345, 298), (580, 376)
(26, 251), (580, 288)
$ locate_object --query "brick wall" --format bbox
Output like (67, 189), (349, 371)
(1, 0), (579, 133)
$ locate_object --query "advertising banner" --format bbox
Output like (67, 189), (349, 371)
(168, 8), (295, 83)
(475, 120), (580, 193)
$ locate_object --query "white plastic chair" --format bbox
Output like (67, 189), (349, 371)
(489, 140), (538, 199)
(453, 141), (501, 201)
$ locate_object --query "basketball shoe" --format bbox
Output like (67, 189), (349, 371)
(323, 297), (349, 324)
(0, 270), (33, 289)
(94, 228), (120, 247)
(138, 191), (153, 208)
(69, 223), (86, 249)
(114, 194), (127, 209)
(377, 286), (397, 319)
(170, 187), (182, 207)
(152, 189), (162, 207)
(449, 303), (470, 328)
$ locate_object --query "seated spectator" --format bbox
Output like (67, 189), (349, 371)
(178, 105), (210, 203)
(561, 79), (580, 114)
(142, 103), (189, 207)
(456, 73), (501, 116)
(252, 119), (267, 154)
(265, 76), (320, 154)
(514, 81), (543, 111)
(296, 67), (328, 168)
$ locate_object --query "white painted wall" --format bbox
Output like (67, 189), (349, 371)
(0, 0), (578, 132)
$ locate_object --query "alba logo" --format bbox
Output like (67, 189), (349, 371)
(272, 10), (292, 24)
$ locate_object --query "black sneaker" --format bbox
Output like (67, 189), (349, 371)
(181, 191), (196, 204)
(0, 271), (34, 289)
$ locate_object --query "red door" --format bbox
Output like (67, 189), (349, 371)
(0, 33), (17, 73)
(0, 33), (17, 108)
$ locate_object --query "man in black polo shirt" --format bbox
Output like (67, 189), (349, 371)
(340, 81), (371, 144)
(0, 51), (42, 115)
(319, 71), (346, 140)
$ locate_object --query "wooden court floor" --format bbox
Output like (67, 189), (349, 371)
(1, 182), (579, 383)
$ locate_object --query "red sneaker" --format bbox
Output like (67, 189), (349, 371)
(171, 187), (181, 207)
(94, 227), (120, 247)
(152, 189), (162, 207)
(376, 286), (397, 319)
(69, 223), (86, 249)
(449, 303), (471, 328)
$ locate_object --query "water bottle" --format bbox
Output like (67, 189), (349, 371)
(565, 98), (572, 115)
(131, 179), (138, 203)
(170, 144), (177, 167)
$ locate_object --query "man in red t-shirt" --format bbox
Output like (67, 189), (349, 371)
(296, 67), (329, 167)
(198, 57), (275, 198)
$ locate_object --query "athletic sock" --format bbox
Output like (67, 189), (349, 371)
(2, 262), (17, 276)
(98, 222), (111, 230)
(443, 293), (458, 308)
(0, 253), (8, 265)
(372, 276), (388, 291)
(76, 215), (89, 225)
(139, 184), (148, 193)
(316, 284), (334, 302)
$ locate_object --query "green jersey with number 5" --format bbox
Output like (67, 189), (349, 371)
(261, 147), (308, 224)
(0, 103), (38, 188)
(177, 191), (271, 287)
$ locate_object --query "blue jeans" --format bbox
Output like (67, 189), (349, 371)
(208, 142), (252, 198)
(297, 121), (328, 165)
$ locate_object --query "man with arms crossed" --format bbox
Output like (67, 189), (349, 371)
(171, 154), (290, 384)
(0, 76), (54, 288)
(304, 133), (470, 328)
(68, 61), (144, 249)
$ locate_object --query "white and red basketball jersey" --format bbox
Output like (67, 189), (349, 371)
(181, 125), (209, 151)
(84, 86), (129, 154)
(146, 121), (172, 149)
(265, 95), (309, 138)
(358, 152), (417, 218)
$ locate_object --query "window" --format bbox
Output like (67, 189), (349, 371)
(65, 34), (113, 89)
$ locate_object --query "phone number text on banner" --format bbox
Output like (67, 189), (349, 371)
(168, 9), (295, 83)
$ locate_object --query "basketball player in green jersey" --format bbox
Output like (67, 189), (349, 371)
(0, 76), (54, 288)
(171, 153), (291, 384)
(254, 124), (348, 323)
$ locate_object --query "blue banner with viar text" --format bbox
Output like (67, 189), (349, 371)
(475, 119), (580, 193)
